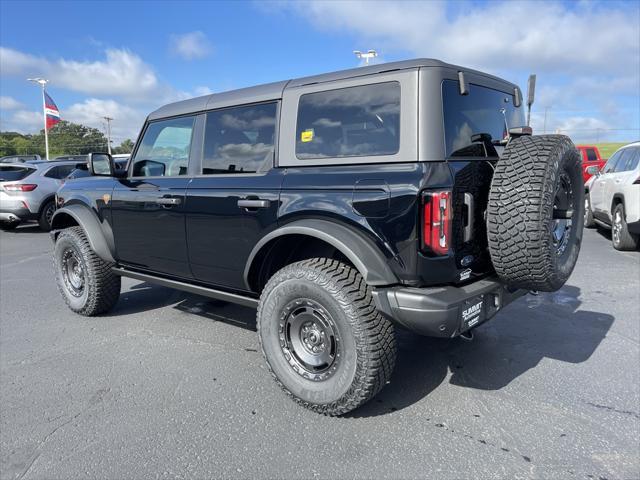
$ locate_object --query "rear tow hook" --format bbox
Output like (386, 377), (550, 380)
(459, 330), (474, 342)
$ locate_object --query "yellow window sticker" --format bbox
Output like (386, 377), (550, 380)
(301, 129), (314, 142)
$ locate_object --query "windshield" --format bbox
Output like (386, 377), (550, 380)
(442, 80), (525, 157)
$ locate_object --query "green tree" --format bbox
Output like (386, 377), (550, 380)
(113, 138), (134, 154)
(31, 121), (108, 156)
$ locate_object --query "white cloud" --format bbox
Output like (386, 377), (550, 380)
(63, 98), (145, 141)
(281, 1), (639, 79)
(169, 31), (213, 60)
(0, 109), (42, 133)
(0, 96), (24, 110)
(0, 47), (162, 100)
(277, 0), (640, 143)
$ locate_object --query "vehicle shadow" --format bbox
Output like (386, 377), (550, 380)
(108, 281), (257, 330)
(107, 282), (612, 418)
(349, 284), (614, 417)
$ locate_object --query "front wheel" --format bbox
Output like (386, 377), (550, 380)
(53, 226), (121, 315)
(257, 258), (396, 416)
(612, 204), (639, 251)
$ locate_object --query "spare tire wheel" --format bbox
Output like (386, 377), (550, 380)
(487, 135), (583, 292)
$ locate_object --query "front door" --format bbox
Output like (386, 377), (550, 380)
(591, 151), (621, 214)
(184, 102), (281, 291)
(111, 115), (197, 278)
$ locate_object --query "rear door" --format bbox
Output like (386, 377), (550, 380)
(185, 102), (281, 291)
(110, 115), (199, 278)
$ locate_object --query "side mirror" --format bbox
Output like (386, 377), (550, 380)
(586, 165), (600, 176)
(88, 152), (114, 176)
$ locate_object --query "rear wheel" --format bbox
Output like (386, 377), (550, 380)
(257, 258), (396, 416)
(54, 226), (121, 315)
(38, 200), (56, 231)
(612, 203), (639, 251)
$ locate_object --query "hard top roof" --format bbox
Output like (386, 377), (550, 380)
(148, 58), (517, 121)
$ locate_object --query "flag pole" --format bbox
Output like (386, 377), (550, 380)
(42, 83), (49, 161)
(27, 78), (50, 160)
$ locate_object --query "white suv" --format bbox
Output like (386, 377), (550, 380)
(585, 142), (640, 250)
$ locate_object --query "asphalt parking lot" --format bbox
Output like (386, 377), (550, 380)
(1, 226), (638, 480)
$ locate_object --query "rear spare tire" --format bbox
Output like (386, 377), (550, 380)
(487, 135), (583, 292)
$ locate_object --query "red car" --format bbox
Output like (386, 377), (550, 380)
(577, 145), (606, 182)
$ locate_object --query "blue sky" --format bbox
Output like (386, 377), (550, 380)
(1, 0), (638, 144)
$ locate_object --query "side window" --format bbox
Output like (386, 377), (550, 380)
(202, 102), (277, 174)
(586, 148), (598, 162)
(602, 152), (621, 173)
(295, 82), (400, 159)
(625, 148), (640, 171)
(614, 148), (638, 173)
(44, 164), (75, 179)
(132, 116), (195, 177)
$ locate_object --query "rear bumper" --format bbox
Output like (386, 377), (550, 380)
(372, 277), (527, 338)
(0, 207), (31, 224)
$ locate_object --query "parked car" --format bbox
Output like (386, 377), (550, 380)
(0, 160), (86, 231)
(0, 154), (41, 163)
(576, 145), (606, 182)
(584, 142), (640, 250)
(50, 59), (584, 415)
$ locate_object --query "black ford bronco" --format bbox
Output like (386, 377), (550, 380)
(51, 59), (583, 415)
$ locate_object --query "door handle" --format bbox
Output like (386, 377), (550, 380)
(237, 199), (270, 209)
(155, 197), (181, 206)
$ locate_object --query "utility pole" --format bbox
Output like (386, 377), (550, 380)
(103, 116), (113, 154)
(27, 78), (50, 160)
(353, 50), (378, 65)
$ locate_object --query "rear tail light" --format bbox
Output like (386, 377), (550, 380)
(3, 184), (37, 192)
(421, 190), (452, 256)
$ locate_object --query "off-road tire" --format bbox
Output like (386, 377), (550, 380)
(54, 226), (121, 315)
(584, 193), (596, 228)
(487, 135), (584, 292)
(612, 203), (638, 251)
(38, 200), (55, 231)
(257, 258), (396, 416)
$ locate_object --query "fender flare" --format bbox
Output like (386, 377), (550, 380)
(244, 219), (398, 289)
(51, 205), (115, 263)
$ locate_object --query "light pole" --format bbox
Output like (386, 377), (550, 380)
(103, 116), (113, 155)
(353, 50), (378, 65)
(543, 106), (551, 134)
(27, 77), (50, 160)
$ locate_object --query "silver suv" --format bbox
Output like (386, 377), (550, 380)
(0, 160), (86, 231)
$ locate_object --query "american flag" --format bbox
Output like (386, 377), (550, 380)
(44, 92), (61, 130)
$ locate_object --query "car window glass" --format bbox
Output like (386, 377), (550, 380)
(0, 166), (35, 181)
(296, 82), (400, 159)
(625, 148), (640, 171)
(586, 149), (598, 161)
(613, 149), (634, 173)
(443, 80), (525, 157)
(45, 164), (76, 179)
(132, 116), (195, 177)
(602, 151), (621, 173)
(202, 102), (277, 174)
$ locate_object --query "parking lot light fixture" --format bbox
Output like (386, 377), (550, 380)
(353, 50), (378, 65)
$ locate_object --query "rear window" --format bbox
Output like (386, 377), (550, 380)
(295, 82), (400, 159)
(0, 166), (35, 181)
(586, 148), (598, 161)
(443, 80), (525, 157)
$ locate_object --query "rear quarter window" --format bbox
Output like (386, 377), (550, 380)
(586, 148), (598, 161)
(295, 82), (400, 159)
(0, 166), (35, 181)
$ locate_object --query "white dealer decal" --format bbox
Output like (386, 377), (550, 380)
(462, 301), (483, 322)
